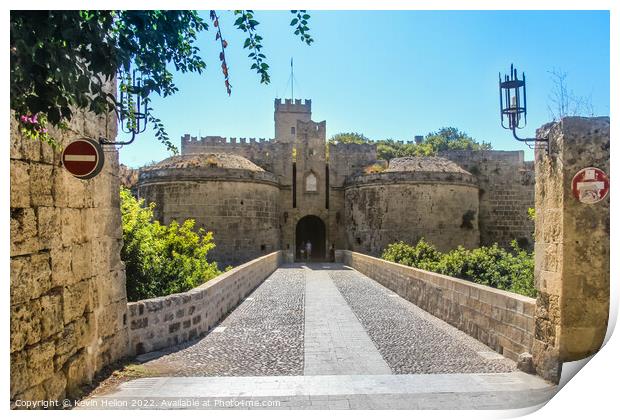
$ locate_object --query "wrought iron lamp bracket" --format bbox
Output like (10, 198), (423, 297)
(99, 131), (136, 147)
(511, 127), (549, 153)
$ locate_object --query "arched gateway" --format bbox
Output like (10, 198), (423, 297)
(295, 215), (326, 261)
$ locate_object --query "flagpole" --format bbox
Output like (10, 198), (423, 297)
(291, 57), (294, 100)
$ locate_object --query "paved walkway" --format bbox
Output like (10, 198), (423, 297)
(304, 268), (391, 375)
(81, 372), (555, 410)
(133, 267), (305, 376)
(83, 263), (556, 410)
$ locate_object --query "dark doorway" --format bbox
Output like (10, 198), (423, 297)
(296, 215), (326, 261)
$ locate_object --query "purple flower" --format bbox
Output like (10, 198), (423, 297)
(20, 115), (27, 122)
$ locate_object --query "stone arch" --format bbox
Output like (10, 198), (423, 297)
(295, 215), (326, 261)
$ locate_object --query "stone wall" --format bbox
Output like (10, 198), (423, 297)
(440, 150), (535, 249)
(10, 111), (129, 403)
(532, 117), (610, 383)
(127, 251), (282, 355)
(344, 171), (480, 254)
(181, 136), (294, 184)
(328, 142), (378, 187)
(336, 250), (535, 363)
(328, 143), (378, 251)
(138, 167), (281, 269)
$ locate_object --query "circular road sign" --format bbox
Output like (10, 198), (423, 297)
(571, 167), (609, 204)
(61, 138), (105, 179)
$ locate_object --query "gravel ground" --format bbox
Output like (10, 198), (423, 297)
(142, 267), (305, 376)
(329, 269), (516, 374)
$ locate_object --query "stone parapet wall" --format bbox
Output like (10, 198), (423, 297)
(345, 170), (478, 188)
(336, 250), (535, 362)
(10, 108), (129, 403)
(127, 251), (282, 355)
(139, 166), (279, 186)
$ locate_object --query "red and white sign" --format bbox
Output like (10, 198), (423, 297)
(61, 138), (104, 179)
(571, 167), (609, 204)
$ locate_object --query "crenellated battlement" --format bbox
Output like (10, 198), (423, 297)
(181, 134), (278, 154)
(274, 98), (312, 113)
(182, 134), (276, 146)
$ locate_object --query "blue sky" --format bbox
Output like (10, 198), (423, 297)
(119, 10), (610, 167)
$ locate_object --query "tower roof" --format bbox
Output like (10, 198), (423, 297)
(386, 156), (472, 175)
(143, 153), (267, 172)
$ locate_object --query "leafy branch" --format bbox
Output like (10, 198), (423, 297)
(209, 10), (231, 95)
(233, 10), (270, 84)
(143, 97), (177, 154)
(10, 10), (315, 152)
(290, 10), (314, 45)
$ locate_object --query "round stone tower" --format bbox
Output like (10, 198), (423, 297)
(137, 153), (280, 268)
(344, 156), (480, 255)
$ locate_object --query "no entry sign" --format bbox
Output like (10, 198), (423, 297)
(61, 138), (105, 179)
(571, 167), (609, 204)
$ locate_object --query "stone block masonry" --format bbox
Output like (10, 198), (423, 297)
(127, 251), (282, 355)
(344, 169), (480, 254)
(336, 251), (535, 364)
(440, 150), (535, 250)
(138, 167), (281, 269)
(10, 107), (129, 403)
(532, 117), (610, 383)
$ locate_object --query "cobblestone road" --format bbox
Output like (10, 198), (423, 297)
(329, 268), (516, 374)
(142, 263), (514, 376)
(142, 266), (305, 376)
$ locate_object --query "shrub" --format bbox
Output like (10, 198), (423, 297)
(381, 239), (441, 271)
(381, 239), (536, 298)
(364, 163), (387, 174)
(120, 187), (221, 301)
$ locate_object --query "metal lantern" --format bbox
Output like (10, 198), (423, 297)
(100, 69), (149, 146)
(499, 64), (527, 130)
(498, 64), (548, 151)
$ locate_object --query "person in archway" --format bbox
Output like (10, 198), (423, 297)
(305, 240), (312, 261)
(299, 242), (305, 261)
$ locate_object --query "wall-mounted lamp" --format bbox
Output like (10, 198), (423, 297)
(499, 64), (548, 152)
(100, 69), (148, 146)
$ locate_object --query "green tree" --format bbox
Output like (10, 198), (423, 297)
(329, 128), (492, 161)
(10, 10), (313, 151)
(423, 127), (492, 153)
(328, 132), (370, 144)
(120, 187), (221, 301)
(374, 128), (492, 160)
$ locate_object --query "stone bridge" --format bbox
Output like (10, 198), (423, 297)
(11, 116), (609, 409)
(84, 255), (555, 410)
